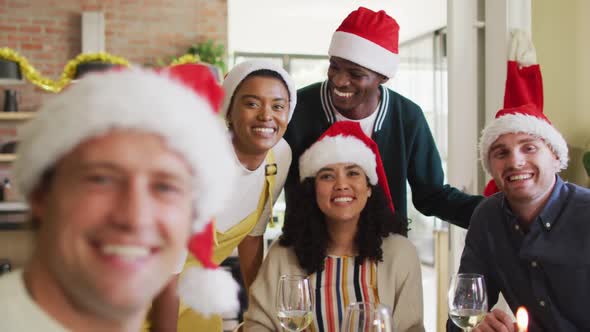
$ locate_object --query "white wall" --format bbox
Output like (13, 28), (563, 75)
(228, 0), (446, 55)
(533, 0), (590, 186)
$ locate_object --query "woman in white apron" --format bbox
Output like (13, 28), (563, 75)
(148, 60), (297, 332)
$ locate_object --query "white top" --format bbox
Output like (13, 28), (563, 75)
(334, 104), (380, 137)
(173, 138), (291, 272)
(0, 270), (67, 332)
(215, 138), (291, 236)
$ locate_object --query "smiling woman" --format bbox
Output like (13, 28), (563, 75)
(244, 121), (425, 332)
(169, 60), (298, 332)
(228, 73), (290, 168)
(314, 163), (373, 227)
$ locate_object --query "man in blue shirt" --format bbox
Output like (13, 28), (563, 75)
(448, 103), (590, 331)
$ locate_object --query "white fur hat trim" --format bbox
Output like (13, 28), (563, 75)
(479, 113), (569, 174)
(13, 68), (237, 232)
(299, 134), (378, 184)
(221, 60), (297, 122)
(329, 31), (399, 78)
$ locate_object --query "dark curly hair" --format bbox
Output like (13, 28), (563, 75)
(279, 178), (408, 274)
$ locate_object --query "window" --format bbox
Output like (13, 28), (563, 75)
(388, 29), (448, 266)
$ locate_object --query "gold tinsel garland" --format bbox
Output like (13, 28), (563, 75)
(170, 54), (201, 66)
(0, 48), (131, 92)
(0, 48), (206, 92)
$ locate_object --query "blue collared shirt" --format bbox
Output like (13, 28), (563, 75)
(447, 176), (590, 331)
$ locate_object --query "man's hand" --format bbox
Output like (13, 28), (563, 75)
(473, 309), (517, 332)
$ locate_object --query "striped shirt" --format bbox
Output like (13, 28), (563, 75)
(309, 256), (379, 332)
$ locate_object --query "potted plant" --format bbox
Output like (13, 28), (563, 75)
(186, 39), (226, 73)
(150, 40), (226, 82)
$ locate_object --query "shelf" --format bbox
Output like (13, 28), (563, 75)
(0, 113), (34, 121)
(0, 154), (16, 162)
(0, 202), (28, 212)
(0, 78), (25, 85)
(0, 202), (29, 231)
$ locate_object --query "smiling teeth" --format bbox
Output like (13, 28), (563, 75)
(509, 174), (532, 181)
(334, 90), (353, 98)
(101, 245), (150, 259)
(253, 128), (274, 133)
(334, 197), (353, 203)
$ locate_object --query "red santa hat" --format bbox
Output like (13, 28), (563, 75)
(13, 63), (240, 316)
(299, 121), (394, 211)
(481, 30), (568, 196)
(329, 7), (400, 78)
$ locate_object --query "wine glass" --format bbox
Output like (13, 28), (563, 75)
(341, 302), (393, 332)
(448, 273), (488, 331)
(276, 275), (313, 332)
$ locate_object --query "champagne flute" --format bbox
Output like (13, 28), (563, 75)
(341, 302), (393, 332)
(448, 273), (488, 331)
(276, 275), (313, 332)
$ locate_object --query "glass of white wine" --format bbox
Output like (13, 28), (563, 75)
(341, 302), (393, 332)
(276, 275), (313, 332)
(448, 273), (488, 331)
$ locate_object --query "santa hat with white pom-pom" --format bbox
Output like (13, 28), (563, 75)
(13, 63), (240, 316)
(480, 30), (568, 196)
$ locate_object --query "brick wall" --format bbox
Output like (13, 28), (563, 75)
(0, 1), (228, 264)
(0, 0), (228, 112)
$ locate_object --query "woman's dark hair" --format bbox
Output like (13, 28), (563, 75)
(226, 69), (290, 117)
(279, 178), (408, 274)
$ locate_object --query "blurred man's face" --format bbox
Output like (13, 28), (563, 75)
(31, 130), (193, 321)
(488, 132), (560, 206)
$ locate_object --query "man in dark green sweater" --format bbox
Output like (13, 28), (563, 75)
(284, 7), (482, 228)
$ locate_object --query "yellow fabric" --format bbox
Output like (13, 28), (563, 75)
(176, 151), (276, 332)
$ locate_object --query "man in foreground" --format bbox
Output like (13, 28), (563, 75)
(0, 65), (239, 331)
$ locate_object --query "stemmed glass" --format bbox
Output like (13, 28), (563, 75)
(341, 302), (393, 332)
(448, 273), (488, 331)
(276, 275), (313, 332)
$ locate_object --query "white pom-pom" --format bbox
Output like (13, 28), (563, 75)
(177, 266), (240, 317)
(508, 29), (537, 66)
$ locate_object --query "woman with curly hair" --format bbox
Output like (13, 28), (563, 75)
(244, 121), (425, 332)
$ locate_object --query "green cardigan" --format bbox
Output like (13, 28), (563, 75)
(283, 81), (482, 228)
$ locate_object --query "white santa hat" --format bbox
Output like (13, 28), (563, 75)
(479, 103), (569, 175)
(329, 7), (400, 78)
(220, 59), (297, 122)
(13, 64), (240, 316)
(299, 121), (394, 212)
